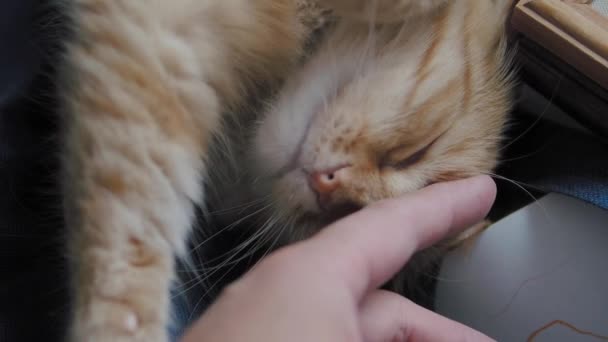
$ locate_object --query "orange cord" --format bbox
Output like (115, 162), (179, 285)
(527, 320), (608, 341)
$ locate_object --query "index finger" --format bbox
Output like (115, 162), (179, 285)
(297, 175), (496, 299)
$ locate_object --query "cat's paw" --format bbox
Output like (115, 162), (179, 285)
(70, 296), (168, 342)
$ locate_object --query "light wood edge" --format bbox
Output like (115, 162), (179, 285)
(528, 0), (608, 59)
(565, 1), (608, 32)
(512, 0), (608, 89)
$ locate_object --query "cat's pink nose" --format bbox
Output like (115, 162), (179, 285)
(307, 164), (350, 207)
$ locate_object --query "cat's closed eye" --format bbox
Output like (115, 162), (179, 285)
(380, 134), (442, 170)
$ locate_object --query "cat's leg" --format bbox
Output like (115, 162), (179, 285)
(62, 1), (300, 341)
(322, 0), (449, 22)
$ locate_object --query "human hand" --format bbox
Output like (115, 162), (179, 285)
(181, 175), (497, 342)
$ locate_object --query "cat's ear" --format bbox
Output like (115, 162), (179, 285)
(321, 0), (449, 23)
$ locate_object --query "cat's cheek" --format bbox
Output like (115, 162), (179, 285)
(251, 132), (290, 177)
(378, 169), (430, 198)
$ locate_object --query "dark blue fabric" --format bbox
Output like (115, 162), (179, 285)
(0, 1), (69, 341)
(168, 286), (195, 342)
(0, 0), (39, 104)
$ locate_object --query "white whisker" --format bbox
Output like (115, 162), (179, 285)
(484, 172), (551, 222)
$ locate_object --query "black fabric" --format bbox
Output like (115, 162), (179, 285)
(497, 110), (608, 210)
(0, 2), (69, 341)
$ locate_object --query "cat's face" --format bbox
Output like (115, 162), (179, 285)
(247, 17), (511, 239)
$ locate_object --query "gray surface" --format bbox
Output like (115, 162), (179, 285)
(592, 0), (608, 17)
(435, 193), (608, 341)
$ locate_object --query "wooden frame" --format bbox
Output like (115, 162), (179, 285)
(511, 0), (608, 90)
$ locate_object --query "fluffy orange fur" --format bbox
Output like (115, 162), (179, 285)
(210, 0), (514, 293)
(60, 0), (513, 341)
(60, 0), (302, 341)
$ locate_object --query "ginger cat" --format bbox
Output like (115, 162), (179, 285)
(208, 0), (513, 300)
(59, 0), (513, 341)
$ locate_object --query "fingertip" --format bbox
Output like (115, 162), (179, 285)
(462, 175), (497, 218)
(298, 175), (499, 299)
(425, 175), (497, 223)
(471, 175), (497, 203)
(427, 175), (496, 198)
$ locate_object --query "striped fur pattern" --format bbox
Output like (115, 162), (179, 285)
(60, 0), (303, 341)
(60, 0), (513, 341)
